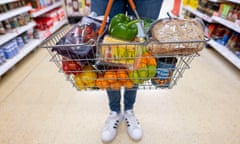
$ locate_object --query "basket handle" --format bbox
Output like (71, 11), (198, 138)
(128, 0), (136, 11)
(98, 0), (141, 35)
(98, 0), (114, 35)
(128, 0), (140, 19)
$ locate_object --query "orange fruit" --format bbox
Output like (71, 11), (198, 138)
(104, 71), (117, 83)
(124, 80), (134, 89)
(117, 70), (129, 82)
(101, 80), (109, 89)
(95, 78), (103, 89)
(110, 82), (121, 90)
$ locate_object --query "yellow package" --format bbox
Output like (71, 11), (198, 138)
(101, 35), (143, 67)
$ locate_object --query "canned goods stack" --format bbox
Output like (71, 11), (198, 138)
(2, 39), (19, 59)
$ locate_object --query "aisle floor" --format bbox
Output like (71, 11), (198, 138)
(1, 1), (240, 144)
(0, 38), (240, 144)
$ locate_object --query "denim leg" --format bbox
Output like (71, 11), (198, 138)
(90, 0), (126, 18)
(127, 0), (163, 19)
(124, 87), (137, 111)
(107, 90), (121, 113)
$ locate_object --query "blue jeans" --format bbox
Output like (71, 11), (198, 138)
(91, 0), (163, 112)
(91, 0), (163, 19)
(107, 87), (138, 113)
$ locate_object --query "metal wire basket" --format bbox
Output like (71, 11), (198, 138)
(41, 23), (207, 91)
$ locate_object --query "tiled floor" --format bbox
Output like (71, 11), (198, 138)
(0, 1), (240, 144)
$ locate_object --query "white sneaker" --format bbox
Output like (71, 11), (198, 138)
(124, 110), (143, 141)
(101, 111), (123, 143)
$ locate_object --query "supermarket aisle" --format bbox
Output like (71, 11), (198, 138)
(0, 1), (240, 144)
(1, 43), (240, 144)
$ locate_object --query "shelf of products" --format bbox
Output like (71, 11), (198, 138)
(30, 1), (63, 18)
(0, 39), (42, 76)
(0, 0), (68, 76)
(0, 6), (32, 22)
(182, 5), (214, 22)
(0, 19), (67, 77)
(208, 39), (240, 69)
(39, 19), (68, 39)
(228, 0), (240, 4)
(212, 16), (240, 33)
(0, 0), (17, 5)
(182, 0), (240, 70)
(0, 22), (36, 46)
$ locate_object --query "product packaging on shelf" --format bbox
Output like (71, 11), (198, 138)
(65, 0), (91, 17)
(2, 39), (20, 59)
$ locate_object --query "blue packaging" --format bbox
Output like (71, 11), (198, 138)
(3, 40), (19, 59)
(155, 57), (177, 87)
(0, 48), (6, 65)
(16, 37), (25, 48)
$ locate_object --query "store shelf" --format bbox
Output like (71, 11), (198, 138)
(212, 16), (240, 33)
(182, 5), (214, 23)
(0, 39), (42, 76)
(0, 22), (36, 46)
(0, 0), (17, 5)
(0, 18), (68, 76)
(0, 6), (32, 22)
(30, 1), (63, 18)
(50, 19), (68, 33)
(208, 39), (240, 69)
(39, 19), (68, 39)
(227, 0), (240, 4)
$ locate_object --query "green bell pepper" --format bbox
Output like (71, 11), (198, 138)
(109, 13), (139, 41)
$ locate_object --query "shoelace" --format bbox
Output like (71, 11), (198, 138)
(125, 114), (140, 130)
(105, 114), (121, 130)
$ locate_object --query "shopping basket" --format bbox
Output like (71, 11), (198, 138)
(41, 0), (208, 91)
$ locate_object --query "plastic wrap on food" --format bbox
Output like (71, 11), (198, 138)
(51, 16), (108, 64)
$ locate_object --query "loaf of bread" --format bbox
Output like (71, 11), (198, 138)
(147, 19), (206, 55)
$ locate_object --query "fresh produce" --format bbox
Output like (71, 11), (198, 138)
(108, 13), (138, 41)
(62, 57), (82, 75)
(95, 69), (134, 90)
(101, 35), (142, 65)
(73, 65), (97, 90)
(129, 52), (157, 84)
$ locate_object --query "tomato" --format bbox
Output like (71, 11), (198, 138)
(62, 59), (82, 75)
(62, 64), (71, 75)
(68, 62), (79, 70)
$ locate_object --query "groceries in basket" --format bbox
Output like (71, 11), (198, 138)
(129, 52), (157, 84)
(52, 16), (105, 65)
(99, 13), (144, 69)
(100, 35), (143, 68)
(73, 65), (97, 90)
(146, 18), (206, 55)
(62, 57), (83, 75)
(95, 69), (134, 90)
(152, 57), (178, 87)
(108, 13), (139, 41)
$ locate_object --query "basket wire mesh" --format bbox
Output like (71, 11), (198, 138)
(41, 24), (206, 91)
